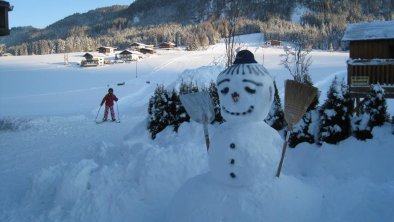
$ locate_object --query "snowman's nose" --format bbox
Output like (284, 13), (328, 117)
(232, 92), (239, 102)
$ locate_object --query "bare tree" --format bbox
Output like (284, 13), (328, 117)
(280, 41), (312, 84)
(222, 0), (242, 68)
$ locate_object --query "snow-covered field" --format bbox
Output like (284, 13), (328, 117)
(0, 34), (393, 222)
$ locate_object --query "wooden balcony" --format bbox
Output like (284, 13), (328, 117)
(347, 59), (394, 98)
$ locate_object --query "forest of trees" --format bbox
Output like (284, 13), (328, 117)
(0, 0), (392, 56)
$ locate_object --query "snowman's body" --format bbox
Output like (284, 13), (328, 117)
(209, 121), (281, 186)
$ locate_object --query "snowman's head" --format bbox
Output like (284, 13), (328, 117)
(217, 50), (274, 123)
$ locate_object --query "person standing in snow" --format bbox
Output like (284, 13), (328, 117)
(100, 88), (118, 121)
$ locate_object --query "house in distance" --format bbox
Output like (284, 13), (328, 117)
(342, 20), (394, 102)
(159, 42), (176, 49)
(81, 52), (105, 67)
(263, 40), (282, 47)
(97, 46), (116, 55)
(118, 50), (143, 62)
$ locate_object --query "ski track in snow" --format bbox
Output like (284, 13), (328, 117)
(0, 86), (107, 100)
(0, 52), (195, 102)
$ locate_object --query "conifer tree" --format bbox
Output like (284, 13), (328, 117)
(364, 84), (388, 127)
(265, 81), (285, 130)
(170, 88), (190, 132)
(147, 85), (171, 139)
(208, 81), (224, 123)
(179, 81), (199, 94)
(352, 84), (388, 140)
(318, 77), (353, 144)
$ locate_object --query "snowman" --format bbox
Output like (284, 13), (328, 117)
(167, 50), (321, 222)
(209, 49), (281, 186)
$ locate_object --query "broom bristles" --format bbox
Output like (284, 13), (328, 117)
(284, 80), (317, 126)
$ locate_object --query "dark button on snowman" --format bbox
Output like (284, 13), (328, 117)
(209, 50), (281, 186)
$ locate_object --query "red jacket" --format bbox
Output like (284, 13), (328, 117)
(101, 93), (118, 107)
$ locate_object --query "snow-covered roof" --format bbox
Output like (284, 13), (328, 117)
(131, 42), (145, 46)
(82, 52), (105, 58)
(342, 20), (394, 41)
(119, 50), (143, 55)
(98, 46), (117, 49)
(347, 58), (394, 66)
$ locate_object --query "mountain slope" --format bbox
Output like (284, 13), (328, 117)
(1, 0), (392, 55)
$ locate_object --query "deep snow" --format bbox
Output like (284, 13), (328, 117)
(0, 34), (393, 222)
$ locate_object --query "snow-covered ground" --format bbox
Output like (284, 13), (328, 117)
(0, 34), (393, 222)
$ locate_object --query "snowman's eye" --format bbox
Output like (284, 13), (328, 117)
(221, 87), (229, 95)
(245, 86), (256, 94)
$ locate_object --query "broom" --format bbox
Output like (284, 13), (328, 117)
(276, 80), (318, 177)
(180, 91), (215, 151)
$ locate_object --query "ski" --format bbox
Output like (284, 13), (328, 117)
(95, 120), (120, 124)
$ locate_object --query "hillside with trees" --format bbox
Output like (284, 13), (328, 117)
(0, 0), (392, 56)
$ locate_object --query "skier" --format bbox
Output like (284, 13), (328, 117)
(100, 88), (118, 121)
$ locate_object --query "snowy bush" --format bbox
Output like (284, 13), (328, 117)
(288, 109), (319, 148)
(352, 113), (373, 140)
(0, 118), (31, 131)
(147, 85), (172, 139)
(352, 84), (388, 140)
(265, 81), (285, 130)
(363, 84), (388, 127)
(318, 77), (353, 144)
(148, 81), (224, 139)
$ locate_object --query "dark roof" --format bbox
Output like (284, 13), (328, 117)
(83, 53), (93, 59)
(119, 50), (133, 55)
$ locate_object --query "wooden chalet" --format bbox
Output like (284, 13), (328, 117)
(118, 50), (143, 61)
(81, 52), (104, 67)
(342, 20), (394, 99)
(263, 40), (282, 47)
(139, 47), (155, 54)
(159, 42), (176, 49)
(97, 46), (116, 55)
(130, 43), (155, 54)
(130, 42), (146, 49)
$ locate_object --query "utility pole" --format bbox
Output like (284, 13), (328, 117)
(64, 53), (69, 65)
(135, 59), (138, 78)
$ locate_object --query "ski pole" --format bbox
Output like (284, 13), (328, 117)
(116, 102), (120, 122)
(95, 105), (102, 122)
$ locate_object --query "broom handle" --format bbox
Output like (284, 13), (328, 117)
(276, 126), (291, 177)
(202, 114), (210, 151)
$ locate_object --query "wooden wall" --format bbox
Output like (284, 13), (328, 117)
(348, 64), (394, 86)
(349, 39), (394, 59)
(0, 1), (10, 36)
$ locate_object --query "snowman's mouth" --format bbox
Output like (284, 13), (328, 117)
(222, 105), (254, 116)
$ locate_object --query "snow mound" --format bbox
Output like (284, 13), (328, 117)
(167, 173), (322, 222)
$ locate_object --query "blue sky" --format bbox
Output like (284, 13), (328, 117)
(8, 0), (134, 28)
